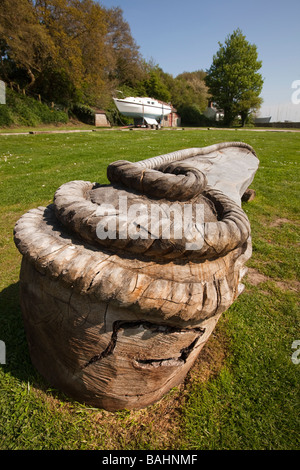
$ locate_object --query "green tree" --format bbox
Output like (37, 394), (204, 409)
(238, 90), (263, 126)
(0, 1), (144, 108)
(0, 0), (55, 87)
(142, 70), (171, 102)
(34, 0), (108, 106)
(175, 70), (209, 111)
(105, 7), (145, 88)
(205, 29), (263, 126)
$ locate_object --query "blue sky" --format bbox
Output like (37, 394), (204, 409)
(99, 0), (300, 121)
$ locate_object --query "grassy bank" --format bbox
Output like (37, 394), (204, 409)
(0, 88), (68, 128)
(0, 129), (299, 450)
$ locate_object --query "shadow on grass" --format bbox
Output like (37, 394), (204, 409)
(0, 281), (68, 401)
(1, 282), (36, 380)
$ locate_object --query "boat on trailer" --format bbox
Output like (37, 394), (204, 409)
(113, 96), (172, 128)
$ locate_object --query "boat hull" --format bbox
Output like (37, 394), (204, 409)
(113, 98), (172, 120)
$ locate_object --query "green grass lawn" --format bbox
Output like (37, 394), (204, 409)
(0, 128), (299, 450)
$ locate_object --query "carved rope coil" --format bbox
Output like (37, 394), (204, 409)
(53, 179), (251, 260)
(14, 205), (252, 324)
(13, 142), (255, 324)
(13, 141), (257, 411)
(106, 142), (257, 202)
(107, 160), (208, 201)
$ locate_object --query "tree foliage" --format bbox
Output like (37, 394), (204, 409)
(176, 70), (209, 110)
(0, 0), (212, 125)
(0, 0), (55, 87)
(34, 0), (110, 105)
(0, 0), (144, 107)
(105, 7), (145, 88)
(205, 29), (263, 126)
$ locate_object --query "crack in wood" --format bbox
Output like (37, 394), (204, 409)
(103, 303), (109, 333)
(135, 336), (201, 368)
(83, 320), (205, 369)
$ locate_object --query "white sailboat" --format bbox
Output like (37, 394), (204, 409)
(113, 96), (172, 127)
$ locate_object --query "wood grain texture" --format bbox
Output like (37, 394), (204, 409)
(14, 142), (258, 410)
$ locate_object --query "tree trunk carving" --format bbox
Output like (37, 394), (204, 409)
(14, 142), (259, 411)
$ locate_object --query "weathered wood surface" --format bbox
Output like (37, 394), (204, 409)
(134, 141), (259, 206)
(14, 142), (258, 411)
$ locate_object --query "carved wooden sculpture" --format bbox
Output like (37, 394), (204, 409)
(14, 142), (259, 411)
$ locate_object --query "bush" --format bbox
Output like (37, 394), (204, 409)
(178, 104), (209, 127)
(0, 88), (68, 127)
(71, 104), (95, 125)
(0, 104), (14, 127)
